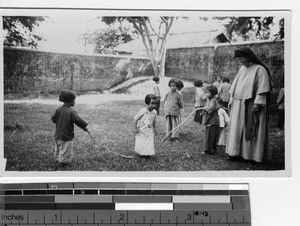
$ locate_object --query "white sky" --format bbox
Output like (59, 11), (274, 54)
(32, 13), (281, 54)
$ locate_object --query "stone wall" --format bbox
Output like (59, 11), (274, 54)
(4, 48), (152, 96)
(165, 40), (285, 88)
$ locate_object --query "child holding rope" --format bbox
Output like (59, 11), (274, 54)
(164, 79), (183, 141)
(197, 85), (220, 154)
(134, 94), (158, 159)
(51, 90), (88, 169)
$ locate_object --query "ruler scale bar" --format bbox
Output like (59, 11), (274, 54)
(1, 183), (251, 226)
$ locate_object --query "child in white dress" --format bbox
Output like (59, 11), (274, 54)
(134, 94), (158, 159)
(217, 106), (230, 146)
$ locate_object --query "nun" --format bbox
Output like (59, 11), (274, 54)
(226, 47), (272, 162)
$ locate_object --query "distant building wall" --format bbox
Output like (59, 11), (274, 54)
(4, 48), (152, 95)
(165, 41), (284, 88)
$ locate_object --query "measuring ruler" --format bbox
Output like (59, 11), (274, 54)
(1, 183), (251, 226)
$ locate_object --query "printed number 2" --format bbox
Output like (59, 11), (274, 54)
(187, 214), (192, 221)
(119, 214), (125, 221)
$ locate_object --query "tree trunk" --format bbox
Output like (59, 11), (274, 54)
(158, 48), (166, 77)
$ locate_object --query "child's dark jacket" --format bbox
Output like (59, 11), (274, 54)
(51, 104), (88, 141)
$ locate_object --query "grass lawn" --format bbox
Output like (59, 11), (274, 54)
(4, 87), (285, 172)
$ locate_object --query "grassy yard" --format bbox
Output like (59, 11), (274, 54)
(4, 86), (285, 172)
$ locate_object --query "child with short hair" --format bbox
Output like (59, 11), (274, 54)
(152, 76), (161, 115)
(134, 94), (158, 159)
(175, 79), (185, 123)
(194, 80), (206, 123)
(217, 101), (230, 147)
(217, 77), (231, 109)
(213, 75), (222, 89)
(164, 79), (183, 141)
(196, 85), (220, 154)
(51, 90), (88, 169)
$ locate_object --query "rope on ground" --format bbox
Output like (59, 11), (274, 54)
(87, 130), (136, 159)
(156, 108), (202, 152)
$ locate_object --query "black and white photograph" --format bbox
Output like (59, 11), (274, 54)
(1, 9), (290, 175)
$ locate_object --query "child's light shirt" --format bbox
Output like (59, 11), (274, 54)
(218, 107), (230, 128)
(218, 82), (231, 102)
(195, 87), (206, 107)
(164, 91), (183, 117)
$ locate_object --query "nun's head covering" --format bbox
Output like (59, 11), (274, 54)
(235, 47), (270, 74)
(234, 47), (272, 90)
(59, 90), (76, 103)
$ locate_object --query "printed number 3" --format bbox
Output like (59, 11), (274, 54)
(187, 214), (192, 220)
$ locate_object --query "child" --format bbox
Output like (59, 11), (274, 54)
(134, 94), (158, 159)
(217, 102), (230, 147)
(213, 75), (222, 89)
(152, 76), (161, 115)
(164, 79), (183, 141)
(276, 79), (284, 130)
(217, 77), (231, 110)
(175, 79), (185, 122)
(196, 85), (220, 154)
(51, 90), (88, 169)
(194, 80), (206, 123)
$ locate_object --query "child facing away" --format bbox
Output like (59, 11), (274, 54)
(196, 85), (220, 154)
(134, 94), (158, 159)
(51, 90), (88, 169)
(152, 76), (161, 115)
(217, 103), (230, 147)
(164, 78), (183, 141)
(193, 80), (206, 123)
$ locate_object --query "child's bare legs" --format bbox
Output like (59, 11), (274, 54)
(54, 140), (73, 169)
(166, 115), (180, 140)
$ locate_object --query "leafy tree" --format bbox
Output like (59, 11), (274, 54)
(102, 16), (175, 77)
(78, 24), (134, 54)
(214, 16), (284, 42)
(3, 16), (45, 48)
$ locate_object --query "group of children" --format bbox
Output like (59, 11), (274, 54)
(51, 76), (231, 169)
(134, 76), (231, 158)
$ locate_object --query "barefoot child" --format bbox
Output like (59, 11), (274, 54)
(134, 94), (158, 159)
(164, 79), (183, 141)
(196, 85), (220, 154)
(51, 90), (88, 169)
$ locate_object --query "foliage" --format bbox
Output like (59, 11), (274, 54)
(3, 16), (46, 48)
(102, 16), (175, 77)
(213, 16), (284, 41)
(78, 23), (134, 54)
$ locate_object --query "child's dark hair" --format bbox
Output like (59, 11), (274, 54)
(222, 77), (230, 83)
(168, 78), (176, 87)
(175, 80), (184, 90)
(145, 94), (157, 105)
(59, 90), (76, 103)
(194, 80), (203, 87)
(153, 76), (160, 82)
(205, 85), (218, 96)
